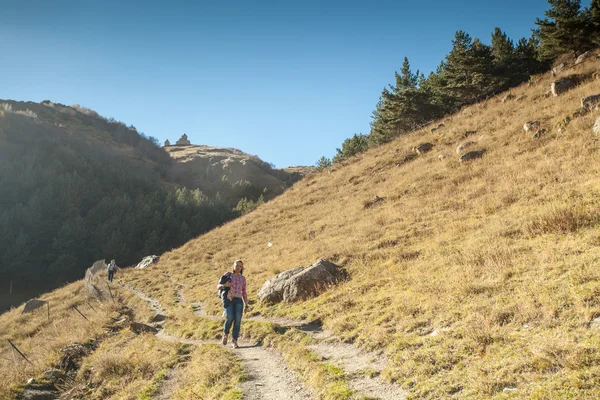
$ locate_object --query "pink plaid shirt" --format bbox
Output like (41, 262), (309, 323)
(220, 273), (247, 303)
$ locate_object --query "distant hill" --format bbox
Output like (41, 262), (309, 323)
(164, 142), (305, 204)
(0, 100), (305, 311)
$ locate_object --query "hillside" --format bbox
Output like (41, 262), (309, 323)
(120, 54), (600, 398)
(0, 101), (302, 312)
(1, 54), (600, 399)
(164, 143), (305, 202)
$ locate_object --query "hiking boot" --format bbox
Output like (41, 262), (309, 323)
(232, 339), (239, 349)
(222, 335), (228, 345)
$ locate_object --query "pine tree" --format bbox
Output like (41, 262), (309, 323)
(491, 27), (516, 90)
(440, 31), (496, 105)
(333, 133), (369, 163)
(534, 0), (593, 59)
(514, 37), (549, 79)
(585, 0), (600, 46)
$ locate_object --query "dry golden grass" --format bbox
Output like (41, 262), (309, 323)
(0, 281), (117, 398)
(121, 56), (600, 398)
(1, 57), (599, 400)
(170, 344), (244, 400)
(75, 331), (177, 399)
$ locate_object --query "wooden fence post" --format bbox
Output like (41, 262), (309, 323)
(106, 282), (115, 304)
(73, 306), (89, 321)
(7, 339), (33, 365)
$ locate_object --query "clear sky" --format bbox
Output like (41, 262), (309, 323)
(0, 0), (560, 167)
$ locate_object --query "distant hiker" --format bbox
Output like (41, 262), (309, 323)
(217, 259), (249, 348)
(107, 259), (119, 282)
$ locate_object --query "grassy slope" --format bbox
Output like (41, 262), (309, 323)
(1, 57), (599, 399)
(123, 56), (600, 398)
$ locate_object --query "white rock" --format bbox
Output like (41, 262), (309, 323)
(594, 118), (600, 136)
(523, 121), (539, 132)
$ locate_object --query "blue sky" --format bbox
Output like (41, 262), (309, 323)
(0, 0), (560, 167)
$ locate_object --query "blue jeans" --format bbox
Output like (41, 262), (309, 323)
(108, 270), (114, 282)
(223, 297), (244, 340)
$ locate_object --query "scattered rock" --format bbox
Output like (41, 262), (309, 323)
(516, 95), (527, 102)
(27, 378), (35, 385)
(130, 322), (159, 334)
(456, 141), (477, 155)
(582, 94), (600, 110)
(531, 129), (547, 139)
(590, 316), (600, 329)
(363, 195), (386, 209)
(593, 71), (600, 80)
(135, 255), (160, 269)
(523, 121), (540, 132)
(575, 50), (594, 65)
(150, 313), (167, 323)
(594, 118), (600, 135)
(503, 387), (518, 393)
(556, 115), (571, 133)
(464, 130), (477, 138)
(21, 299), (48, 314)
(438, 154), (449, 161)
(571, 108), (588, 119)
(552, 63), (567, 76)
(396, 153), (417, 166)
(413, 142), (433, 154)
(551, 77), (575, 96)
(20, 389), (57, 400)
(459, 149), (486, 162)
(43, 369), (63, 381)
(501, 93), (515, 103)
(258, 259), (349, 303)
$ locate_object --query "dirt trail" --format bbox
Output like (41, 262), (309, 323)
(122, 284), (314, 400)
(162, 273), (187, 305)
(191, 301), (406, 399)
(123, 282), (406, 399)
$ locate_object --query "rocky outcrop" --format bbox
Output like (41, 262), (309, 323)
(594, 118), (600, 135)
(582, 94), (600, 110)
(136, 255), (160, 269)
(456, 141), (476, 155)
(413, 143), (433, 154)
(175, 133), (191, 146)
(552, 63), (567, 75)
(551, 77), (575, 96)
(258, 259), (349, 303)
(575, 50), (594, 65)
(21, 299), (48, 314)
(459, 149), (486, 162)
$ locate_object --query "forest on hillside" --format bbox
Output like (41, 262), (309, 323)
(0, 101), (277, 311)
(318, 0), (600, 167)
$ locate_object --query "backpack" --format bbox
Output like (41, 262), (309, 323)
(217, 272), (232, 300)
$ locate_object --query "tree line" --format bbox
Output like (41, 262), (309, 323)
(0, 103), (239, 311)
(317, 0), (600, 168)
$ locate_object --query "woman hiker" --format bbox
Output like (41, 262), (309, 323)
(217, 260), (249, 348)
(107, 259), (119, 282)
